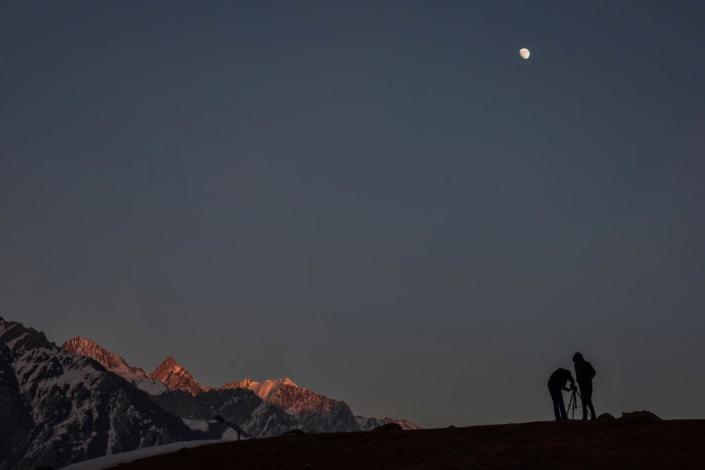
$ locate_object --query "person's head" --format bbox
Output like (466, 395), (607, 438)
(573, 352), (584, 363)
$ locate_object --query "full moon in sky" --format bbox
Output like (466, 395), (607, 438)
(519, 48), (531, 60)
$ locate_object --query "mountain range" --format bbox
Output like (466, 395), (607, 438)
(0, 318), (193, 470)
(0, 317), (416, 469)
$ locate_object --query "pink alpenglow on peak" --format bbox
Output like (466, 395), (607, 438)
(220, 376), (361, 432)
(222, 377), (300, 400)
(150, 356), (203, 395)
(63, 337), (148, 379)
(62, 336), (167, 395)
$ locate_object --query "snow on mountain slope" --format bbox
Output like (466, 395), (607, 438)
(0, 342), (33, 470)
(57, 338), (306, 438)
(61, 440), (223, 470)
(150, 356), (203, 395)
(0, 318), (198, 470)
(63, 337), (167, 395)
(0, 316), (419, 469)
(222, 377), (298, 400)
(62, 337), (147, 380)
(151, 388), (299, 438)
(223, 377), (419, 432)
(222, 377), (360, 432)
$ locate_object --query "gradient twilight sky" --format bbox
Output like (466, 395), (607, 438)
(2, 1), (705, 427)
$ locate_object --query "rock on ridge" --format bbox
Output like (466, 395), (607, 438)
(356, 415), (420, 431)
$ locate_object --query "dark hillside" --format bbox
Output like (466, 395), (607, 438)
(118, 420), (705, 470)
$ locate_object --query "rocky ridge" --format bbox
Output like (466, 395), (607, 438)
(0, 318), (195, 470)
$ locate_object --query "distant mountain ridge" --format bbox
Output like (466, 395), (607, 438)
(222, 377), (299, 400)
(0, 318), (195, 470)
(63, 330), (418, 432)
(222, 377), (360, 432)
(151, 388), (298, 439)
(63, 337), (167, 395)
(60, 340), (307, 439)
(0, 317), (418, 469)
(63, 337), (417, 433)
(63, 336), (149, 379)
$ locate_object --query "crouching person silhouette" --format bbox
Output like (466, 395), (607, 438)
(548, 368), (575, 421)
(573, 352), (597, 420)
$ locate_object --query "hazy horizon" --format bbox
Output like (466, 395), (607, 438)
(2, 1), (705, 428)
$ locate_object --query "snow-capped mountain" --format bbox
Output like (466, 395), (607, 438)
(0, 341), (32, 470)
(150, 356), (203, 395)
(1, 317), (419, 469)
(223, 376), (299, 400)
(61, 334), (418, 435)
(63, 337), (303, 439)
(0, 317), (197, 470)
(63, 337), (167, 395)
(222, 377), (360, 432)
(151, 388), (299, 438)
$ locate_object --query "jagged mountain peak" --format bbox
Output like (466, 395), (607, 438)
(160, 356), (178, 366)
(63, 336), (138, 372)
(62, 336), (101, 353)
(220, 376), (359, 432)
(0, 317), (52, 353)
(62, 336), (167, 396)
(221, 376), (300, 399)
(0, 318), (196, 470)
(280, 376), (298, 387)
(153, 356), (188, 376)
(64, 335), (95, 345)
(258, 377), (299, 399)
(151, 356), (202, 395)
(1, 316), (420, 469)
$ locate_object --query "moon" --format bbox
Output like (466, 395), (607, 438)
(519, 48), (531, 60)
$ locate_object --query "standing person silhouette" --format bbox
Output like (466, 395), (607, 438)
(548, 368), (575, 421)
(573, 352), (597, 420)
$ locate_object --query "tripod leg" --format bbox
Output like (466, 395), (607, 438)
(567, 391), (578, 420)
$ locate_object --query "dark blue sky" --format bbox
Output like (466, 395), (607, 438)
(2, 1), (705, 426)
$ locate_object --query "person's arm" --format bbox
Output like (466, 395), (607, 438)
(562, 374), (576, 392)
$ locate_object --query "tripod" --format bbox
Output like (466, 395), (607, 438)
(565, 386), (582, 420)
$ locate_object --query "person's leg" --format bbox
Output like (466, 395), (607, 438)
(550, 388), (561, 420)
(552, 388), (567, 420)
(580, 386), (589, 420)
(584, 386), (596, 420)
(557, 393), (567, 420)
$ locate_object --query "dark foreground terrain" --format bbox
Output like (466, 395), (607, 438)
(117, 420), (705, 470)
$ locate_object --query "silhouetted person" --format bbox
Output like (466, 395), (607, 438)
(548, 368), (575, 420)
(573, 352), (596, 420)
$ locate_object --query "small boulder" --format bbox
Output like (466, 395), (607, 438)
(619, 410), (662, 423)
(280, 429), (307, 437)
(597, 413), (615, 423)
(372, 423), (403, 432)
